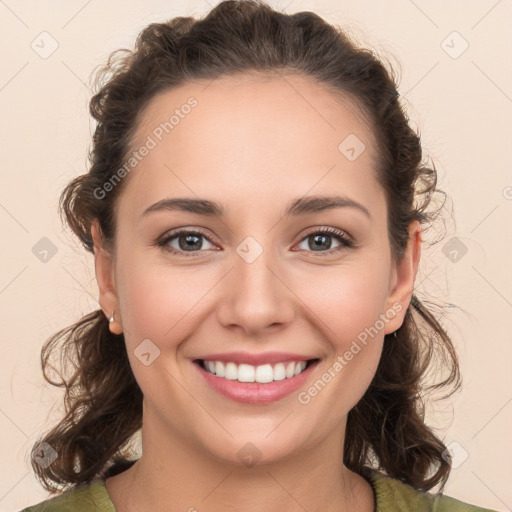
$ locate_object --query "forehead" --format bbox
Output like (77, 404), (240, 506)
(118, 73), (383, 221)
(132, 72), (376, 158)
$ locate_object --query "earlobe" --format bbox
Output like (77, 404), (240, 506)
(108, 307), (124, 335)
(91, 219), (122, 332)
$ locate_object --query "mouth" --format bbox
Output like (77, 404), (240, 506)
(193, 358), (320, 382)
(192, 358), (321, 404)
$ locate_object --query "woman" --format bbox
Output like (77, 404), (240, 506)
(20, 1), (497, 510)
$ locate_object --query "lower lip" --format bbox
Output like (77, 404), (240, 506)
(193, 360), (319, 405)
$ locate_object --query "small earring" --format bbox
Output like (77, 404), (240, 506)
(109, 310), (115, 323)
(392, 330), (398, 338)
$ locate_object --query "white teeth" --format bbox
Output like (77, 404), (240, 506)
(285, 362), (295, 378)
(238, 363), (256, 382)
(273, 362), (286, 381)
(215, 361), (225, 377)
(255, 364), (273, 383)
(225, 362), (238, 380)
(201, 359), (308, 383)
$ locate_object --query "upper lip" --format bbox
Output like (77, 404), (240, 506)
(194, 351), (318, 366)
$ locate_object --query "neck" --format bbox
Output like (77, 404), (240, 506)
(105, 412), (375, 512)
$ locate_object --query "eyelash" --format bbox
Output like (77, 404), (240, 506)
(155, 226), (354, 258)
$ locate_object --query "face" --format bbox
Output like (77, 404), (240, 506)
(92, 73), (420, 467)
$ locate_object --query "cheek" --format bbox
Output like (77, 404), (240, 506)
(115, 251), (212, 348)
(296, 258), (391, 341)
(115, 256), (204, 396)
(295, 273), (388, 412)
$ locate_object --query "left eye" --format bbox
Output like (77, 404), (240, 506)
(296, 228), (353, 253)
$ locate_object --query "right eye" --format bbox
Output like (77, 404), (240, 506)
(156, 229), (218, 257)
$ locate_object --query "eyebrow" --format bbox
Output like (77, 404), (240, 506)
(139, 194), (371, 222)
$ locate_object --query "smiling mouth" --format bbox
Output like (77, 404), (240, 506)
(193, 358), (320, 384)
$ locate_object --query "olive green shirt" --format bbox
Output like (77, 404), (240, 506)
(20, 470), (498, 511)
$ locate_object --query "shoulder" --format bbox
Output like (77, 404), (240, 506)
(369, 470), (498, 512)
(18, 479), (115, 512)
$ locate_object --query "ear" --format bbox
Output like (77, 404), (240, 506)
(91, 219), (123, 335)
(383, 220), (422, 334)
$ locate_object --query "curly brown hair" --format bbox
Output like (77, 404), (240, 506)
(30, 0), (460, 495)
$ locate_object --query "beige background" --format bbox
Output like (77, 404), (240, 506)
(1, 0), (511, 510)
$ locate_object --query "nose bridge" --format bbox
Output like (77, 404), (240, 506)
(219, 231), (295, 333)
(234, 232), (281, 301)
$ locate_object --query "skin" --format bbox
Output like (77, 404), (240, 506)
(92, 73), (421, 512)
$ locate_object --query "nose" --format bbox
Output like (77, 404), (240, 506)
(216, 239), (295, 336)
